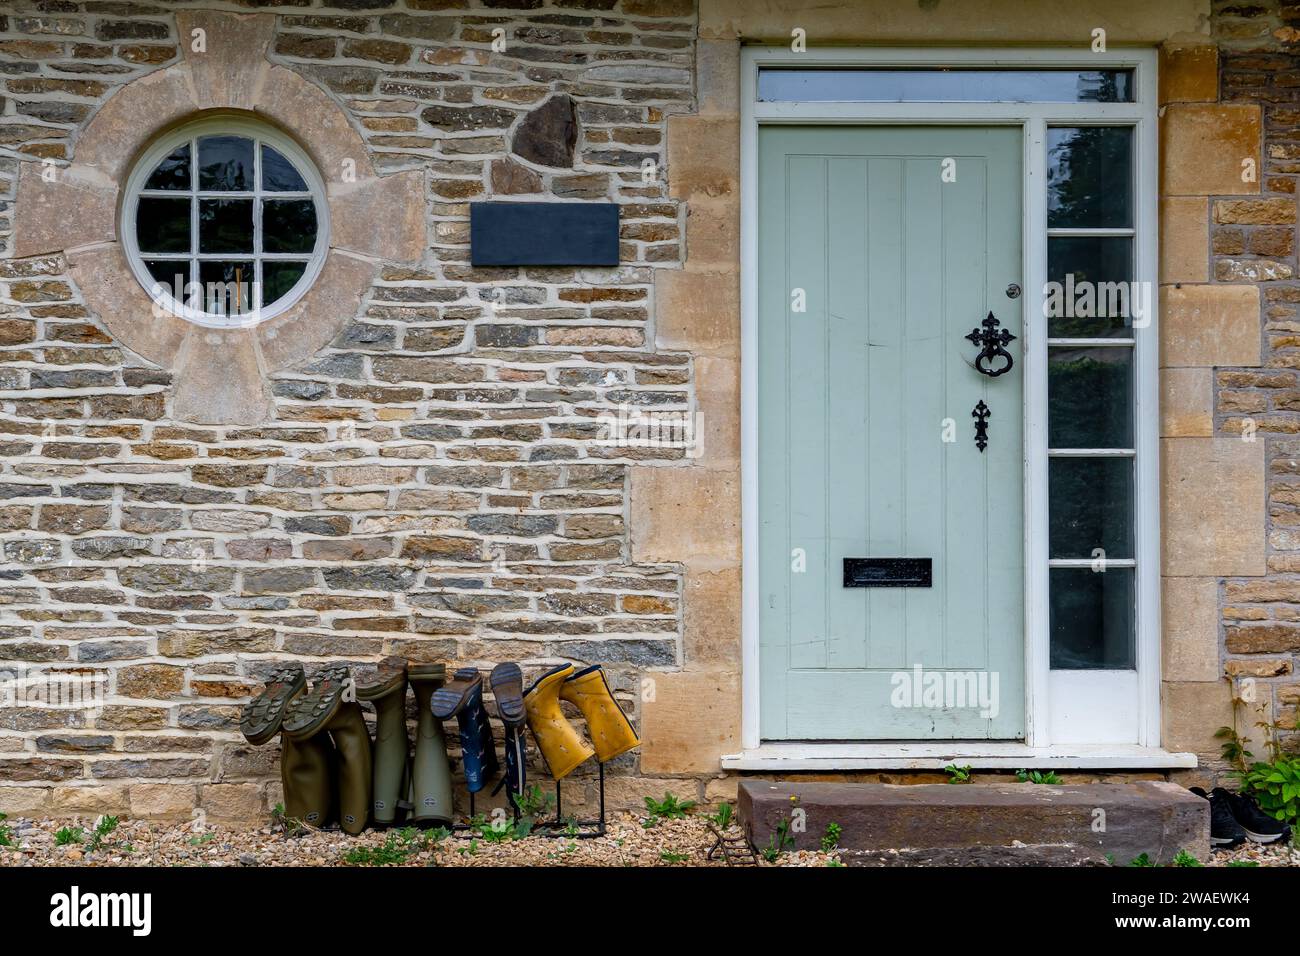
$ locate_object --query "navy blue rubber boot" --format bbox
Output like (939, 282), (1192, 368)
(431, 667), (499, 794)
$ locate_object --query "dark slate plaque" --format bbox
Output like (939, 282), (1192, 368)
(470, 201), (620, 266)
(843, 558), (933, 588)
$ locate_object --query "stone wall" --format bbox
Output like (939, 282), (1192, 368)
(0, 0), (703, 822)
(1194, 0), (1300, 764)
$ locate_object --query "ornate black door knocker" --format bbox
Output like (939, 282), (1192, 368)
(965, 312), (1016, 377)
(972, 400), (990, 452)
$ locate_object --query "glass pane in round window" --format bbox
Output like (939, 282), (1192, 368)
(262, 200), (316, 254)
(144, 144), (190, 191)
(136, 197), (190, 253)
(144, 260), (188, 296)
(199, 199), (254, 254)
(198, 135), (253, 191)
(128, 121), (325, 327)
(262, 144), (308, 192)
(262, 262), (308, 307)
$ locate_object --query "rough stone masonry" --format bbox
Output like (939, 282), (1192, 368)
(0, 0), (700, 823)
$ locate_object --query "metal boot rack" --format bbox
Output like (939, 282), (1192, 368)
(449, 758), (607, 840)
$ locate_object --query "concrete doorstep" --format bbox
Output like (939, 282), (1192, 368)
(738, 780), (1210, 866)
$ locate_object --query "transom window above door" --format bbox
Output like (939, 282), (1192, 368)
(122, 117), (329, 329)
(758, 67), (1135, 103)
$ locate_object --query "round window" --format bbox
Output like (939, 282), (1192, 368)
(123, 118), (329, 328)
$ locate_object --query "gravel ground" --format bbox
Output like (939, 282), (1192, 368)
(3, 813), (1294, 867)
(0, 812), (837, 868)
(1207, 839), (1300, 867)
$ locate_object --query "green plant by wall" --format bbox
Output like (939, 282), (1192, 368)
(1015, 769), (1062, 784)
(643, 792), (695, 828)
(761, 816), (795, 863)
(821, 821), (842, 851)
(88, 816), (118, 852)
(944, 764), (974, 784)
(54, 826), (84, 846)
(707, 802), (734, 829)
(1219, 685), (1300, 824)
(0, 813), (11, 848)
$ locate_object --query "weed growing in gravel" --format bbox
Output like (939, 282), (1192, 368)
(345, 835), (408, 867)
(659, 849), (689, 863)
(0, 813), (11, 848)
(515, 784), (554, 821)
(54, 826), (84, 846)
(1127, 853), (1155, 867)
(643, 792), (696, 827)
(707, 802), (734, 829)
(761, 816), (795, 863)
(1016, 769), (1062, 784)
(821, 822), (842, 852)
(343, 827), (443, 866)
(88, 815), (119, 852)
(270, 803), (308, 838)
(944, 764), (974, 784)
(1227, 860), (1260, 867)
(826, 858), (844, 867)
(1172, 849), (1203, 867)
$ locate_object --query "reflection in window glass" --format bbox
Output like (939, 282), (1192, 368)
(144, 144), (190, 191)
(144, 259), (188, 295)
(262, 144), (308, 192)
(262, 200), (317, 253)
(1050, 567), (1135, 669)
(1046, 236), (1134, 337)
(199, 199), (254, 254)
(1047, 127), (1133, 228)
(136, 197), (191, 253)
(262, 262), (308, 307)
(1049, 457), (1134, 559)
(198, 135), (254, 191)
(199, 261), (254, 317)
(1048, 347), (1134, 449)
(757, 69), (1134, 103)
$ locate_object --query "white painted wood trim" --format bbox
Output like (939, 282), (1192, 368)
(722, 743), (1196, 772)
(740, 47), (763, 751)
(738, 45), (1163, 757)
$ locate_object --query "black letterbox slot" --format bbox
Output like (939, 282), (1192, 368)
(470, 201), (620, 266)
(843, 558), (933, 588)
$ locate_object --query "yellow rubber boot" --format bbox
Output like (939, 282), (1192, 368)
(559, 665), (640, 763)
(523, 664), (594, 780)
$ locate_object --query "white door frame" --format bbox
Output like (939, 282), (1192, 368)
(732, 45), (1180, 768)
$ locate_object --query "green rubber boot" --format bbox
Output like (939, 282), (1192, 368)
(408, 663), (454, 828)
(283, 664), (373, 835)
(357, 657), (410, 829)
(240, 663), (337, 828)
(281, 733), (338, 828)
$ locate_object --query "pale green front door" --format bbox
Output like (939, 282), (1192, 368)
(758, 126), (1025, 740)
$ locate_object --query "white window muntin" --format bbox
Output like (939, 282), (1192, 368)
(121, 115), (330, 330)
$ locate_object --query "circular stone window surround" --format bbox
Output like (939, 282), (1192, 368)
(13, 11), (426, 425)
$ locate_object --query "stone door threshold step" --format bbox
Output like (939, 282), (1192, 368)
(738, 780), (1209, 866)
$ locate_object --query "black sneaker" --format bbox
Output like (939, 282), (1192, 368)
(1215, 787), (1290, 844)
(1190, 787), (1247, 849)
